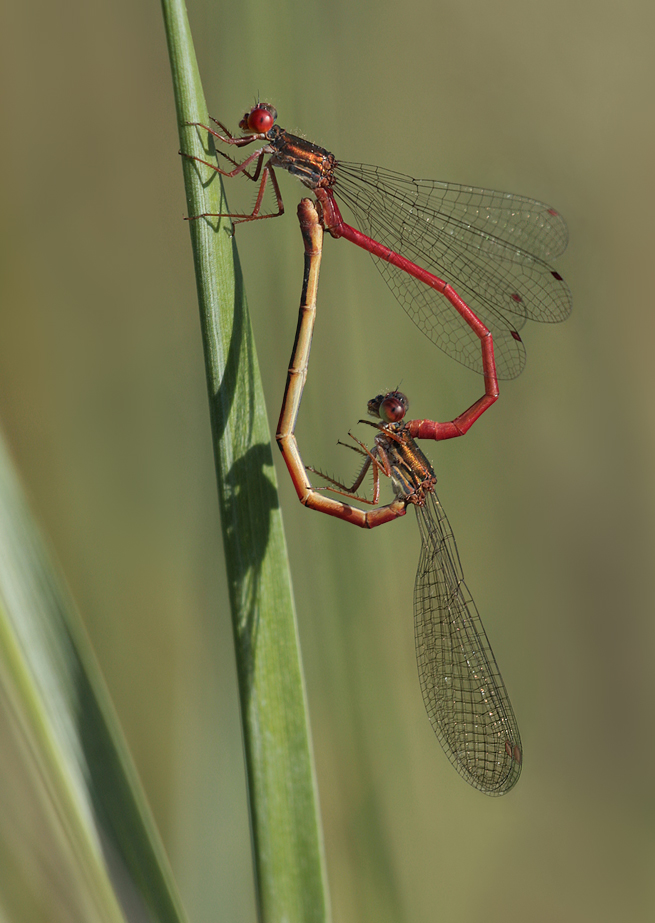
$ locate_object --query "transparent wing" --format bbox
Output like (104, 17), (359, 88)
(413, 492), (522, 794)
(335, 163), (572, 379)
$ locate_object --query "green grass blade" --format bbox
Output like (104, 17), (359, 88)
(160, 3), (330, 922)
(0, 431), (187, 923)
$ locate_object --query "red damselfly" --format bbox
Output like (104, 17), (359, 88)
(183, 103), (571, 380)
(277, 200), (521, 794)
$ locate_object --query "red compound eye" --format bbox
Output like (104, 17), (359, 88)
(380, 392), (408, 422)
(246, 104), (276, 133)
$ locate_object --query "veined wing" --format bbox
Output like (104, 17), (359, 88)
(413, 492), (522, 794)
(337, 163), (569, 260)
(335, 163), (571, 379)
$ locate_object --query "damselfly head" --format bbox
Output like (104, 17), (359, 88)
(368, 391), (409, 423)
(239, 103), (277, 134)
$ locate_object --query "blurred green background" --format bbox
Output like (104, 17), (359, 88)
(1, 0), (653, 920)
